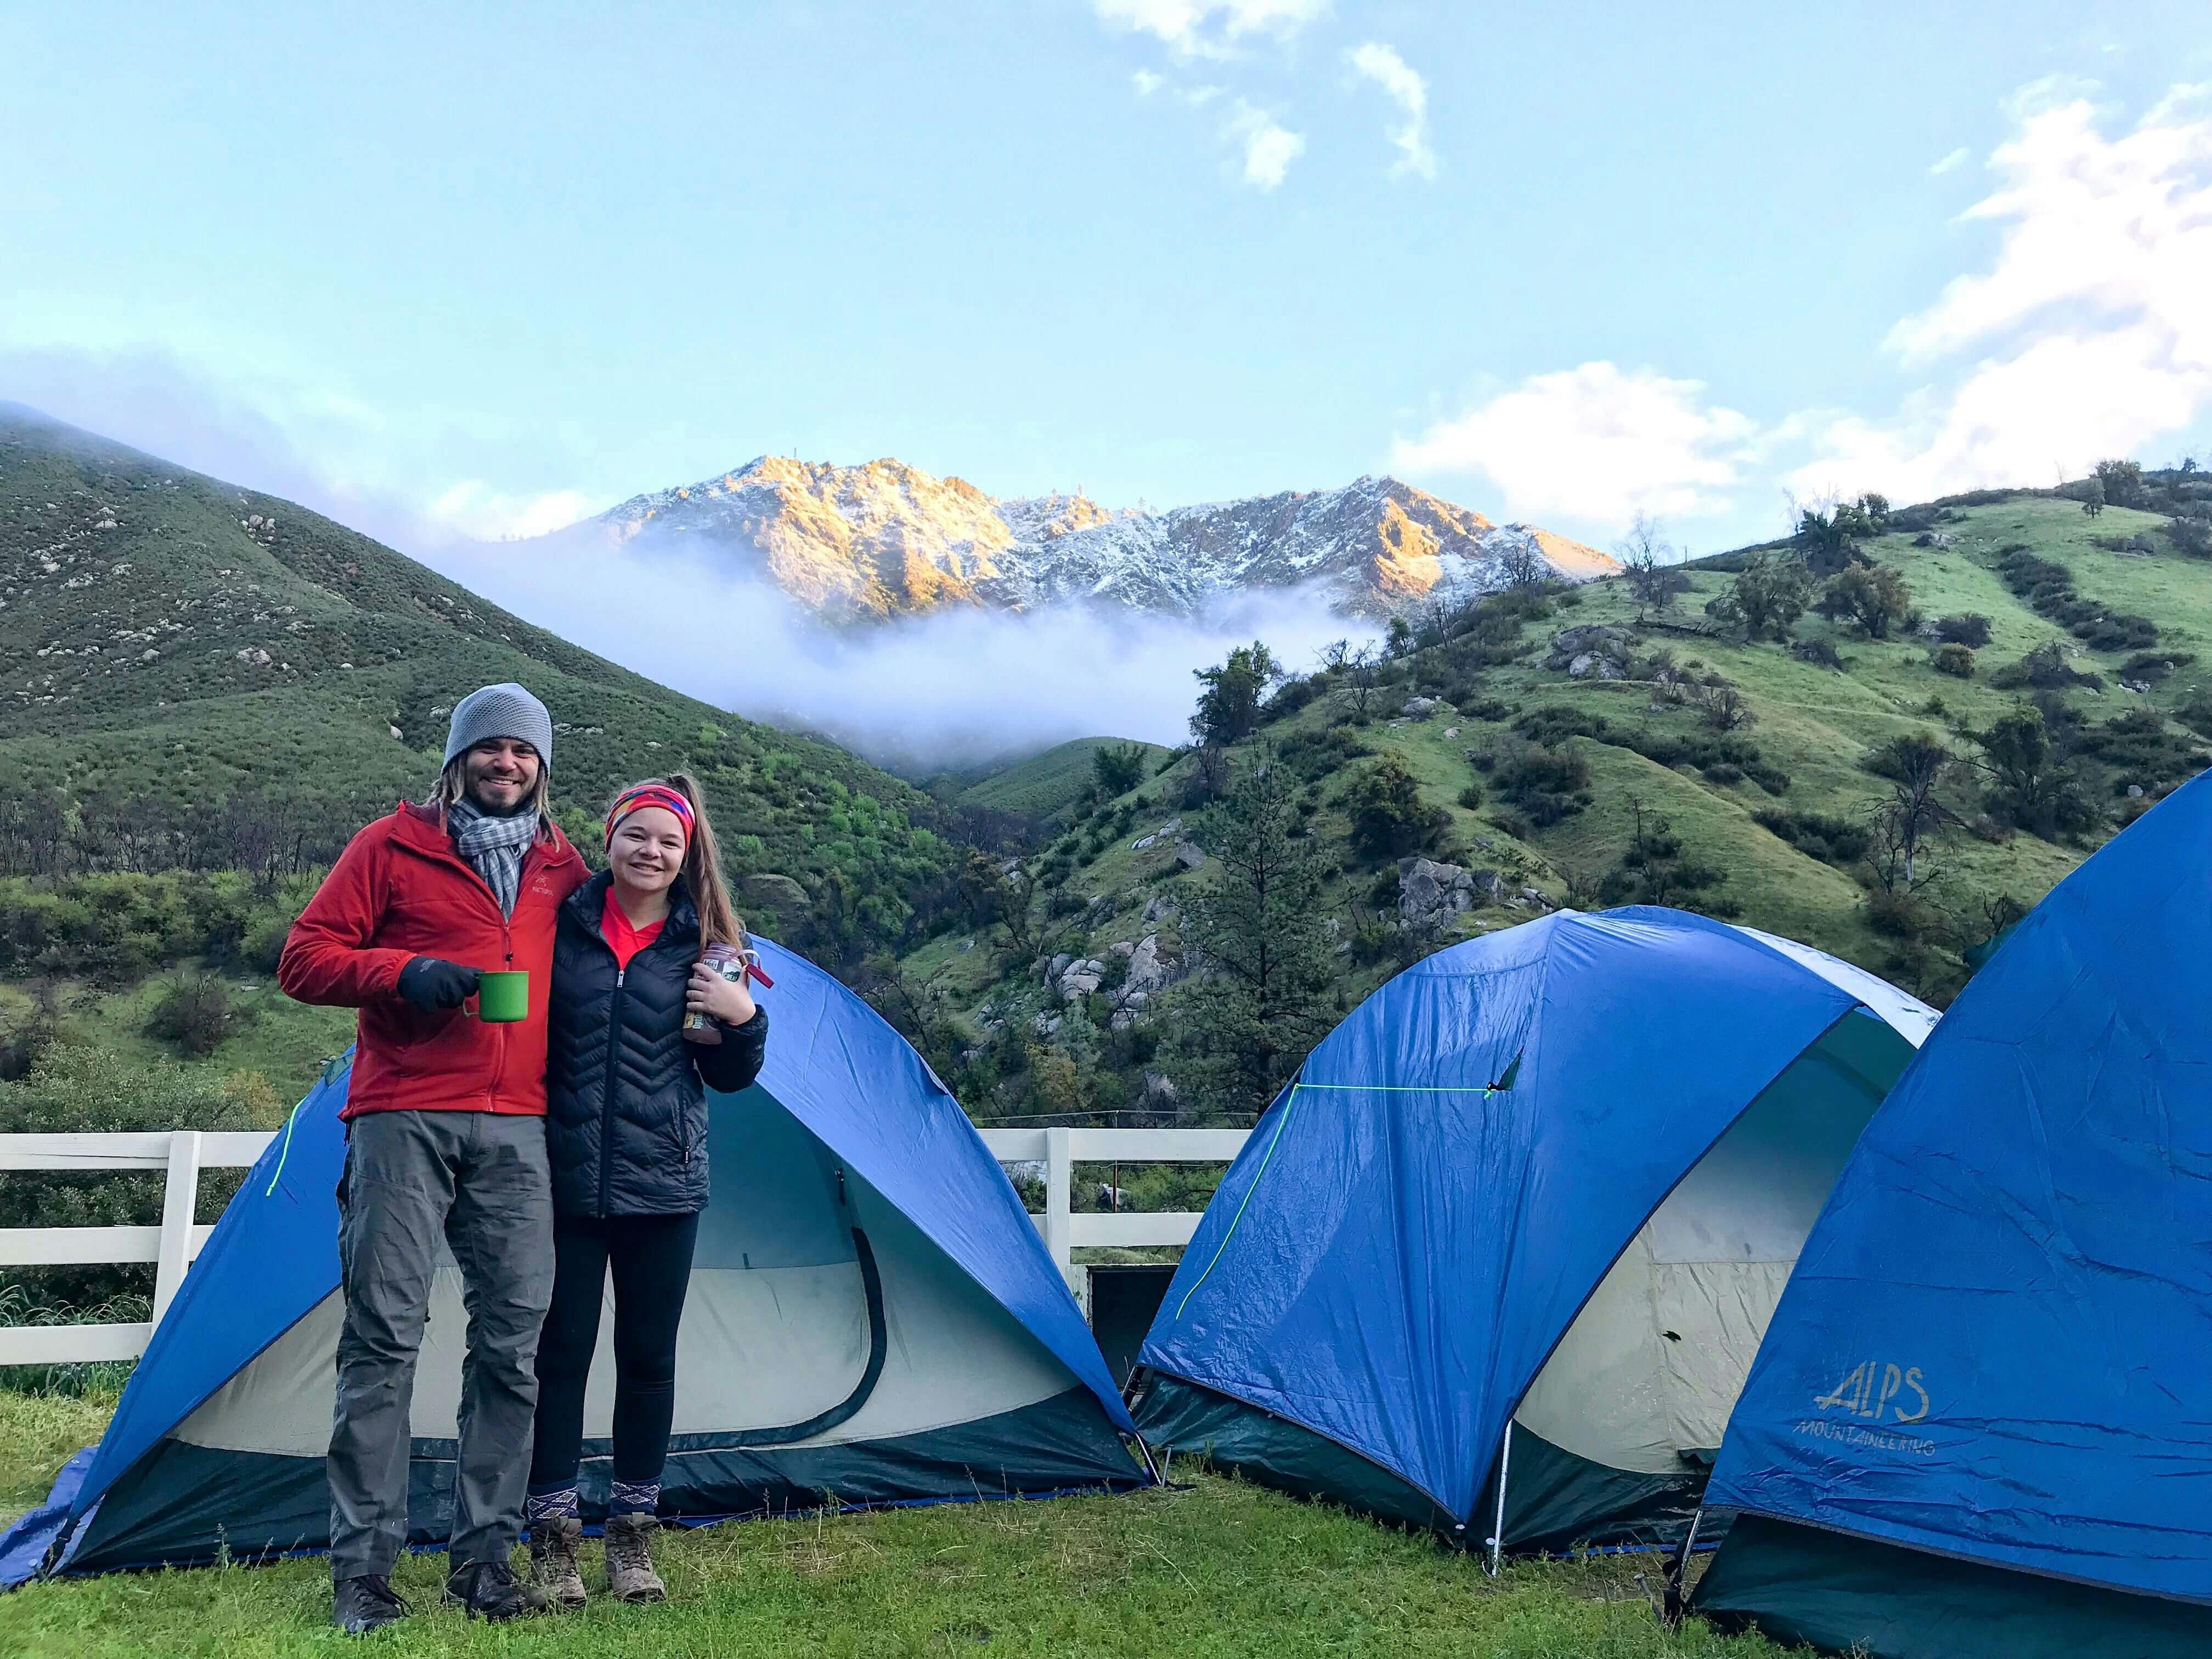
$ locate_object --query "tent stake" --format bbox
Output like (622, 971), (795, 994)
(1487, 1422), (1513, 1576)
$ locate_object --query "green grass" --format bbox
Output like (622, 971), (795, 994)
(0, 1389), (1772, 1658)
(70, 969), (356, 1105)
(0, 1386), (115, 1523)
(953, 738), (1172, 824)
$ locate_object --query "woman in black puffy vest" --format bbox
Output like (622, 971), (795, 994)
(526, 774), (767, 1608)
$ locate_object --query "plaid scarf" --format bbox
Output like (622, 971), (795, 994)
(445, 798), (541, 918)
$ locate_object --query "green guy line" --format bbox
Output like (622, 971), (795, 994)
(1174, 1084), (1305, 1320)
(263, 1098), (305, 1197)
(1171, 1071), (1517, 1318)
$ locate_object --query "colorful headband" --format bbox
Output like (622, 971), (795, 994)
(604, 783), (695, 848)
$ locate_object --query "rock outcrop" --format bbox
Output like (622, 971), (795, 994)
(1397, 858), (1508, 929)
(543, 460), (1618, 627)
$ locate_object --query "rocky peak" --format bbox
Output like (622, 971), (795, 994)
(553, 455), (1618, 625)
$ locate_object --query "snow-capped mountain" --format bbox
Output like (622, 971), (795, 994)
(557, 455), (1616, 624)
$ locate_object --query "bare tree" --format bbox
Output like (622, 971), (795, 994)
(1496, 537), (1549, 590)
(1864, 733), (1958, 891)
(1617, 511), (1691, 616)
(1330, 642), (1385, 724)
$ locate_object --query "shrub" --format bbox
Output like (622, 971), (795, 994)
(1091, 742), (1149, 795)
(1991, 641), (2103, 692)
(1933, 643), (1977, 678)
(1704, 552), (1813, 641)
(1754, 809), (1869, 867)
(145, 972), (256, 1058)
(1933, 613), (1993, 647)
(1815, 562), (1918, 640)
(1491, 742), (1593, 827)
(1455, 782), (1486, 810)
(1346, 755), (1451, 858)
(1790, 639), (1846, 670)
(2119, 650), (2196, 682)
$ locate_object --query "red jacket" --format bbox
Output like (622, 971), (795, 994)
(278, 802), (588, 1120)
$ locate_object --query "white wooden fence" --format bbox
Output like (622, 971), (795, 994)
(0, 1126), (1248, 1365)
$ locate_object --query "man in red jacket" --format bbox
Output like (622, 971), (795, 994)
(280, 682), (586, 1634)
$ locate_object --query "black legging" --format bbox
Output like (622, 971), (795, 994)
(530, 1210), (700, 1492)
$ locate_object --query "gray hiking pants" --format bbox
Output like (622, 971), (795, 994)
(329, 1110), (554, 1579)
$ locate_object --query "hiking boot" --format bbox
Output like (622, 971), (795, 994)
(604, 1511), (667, 1603)
(529, 1515), (587, 1610)
(443, 1557), (550, 1621)
(332, 1573), (412, 1635)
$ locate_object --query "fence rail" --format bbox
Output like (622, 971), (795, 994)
(1, 1125), (1248, 1364)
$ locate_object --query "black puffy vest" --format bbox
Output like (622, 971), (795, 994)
(545, 871), (768, 1217)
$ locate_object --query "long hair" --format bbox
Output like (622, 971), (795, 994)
(610, 772), (745, 949)
(431, 753), (552, 821)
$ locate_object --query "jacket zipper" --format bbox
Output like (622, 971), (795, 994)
(596, 918), (627, 1220)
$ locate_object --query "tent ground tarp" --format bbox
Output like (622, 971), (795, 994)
(1695, 1514), (2212, 1659)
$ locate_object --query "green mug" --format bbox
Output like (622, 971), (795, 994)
(471, 970), (530, 1024)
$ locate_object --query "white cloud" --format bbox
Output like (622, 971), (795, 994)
(1093, 0), (1327, 59)
(436, 533), (1374, 769)
(425, 482), (601, 541)
(1224, 99), (1304, 190)
(1391, 362), (1759, 529)
(1132, 68), (1165, 95)
(1929, 145), (1971, 175)
(1347, 42), (1435, 178)
(1794, 83), (2212, 498)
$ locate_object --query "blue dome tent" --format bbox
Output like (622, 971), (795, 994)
(10, 938), (1144, 1583)
(1690, 778), (2212, 1657)
(1133, 909), (1932, 1558)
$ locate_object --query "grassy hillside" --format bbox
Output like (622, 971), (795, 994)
(0, 405), (972, 961)
(949, 737), (1173, 824)
(894, 482), (2212, 1138)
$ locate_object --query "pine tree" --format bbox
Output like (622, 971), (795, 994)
(1171, 748), (1339, 1121)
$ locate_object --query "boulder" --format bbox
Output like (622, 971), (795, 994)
(2128, 783), (2146, 799)
(1141, 896), (1180, 926)
(1109, 940), (1136, 958)
(742, 873), (809, 915)
(1402, 697), (1442, 719)
(1049, 952), (1074, 979)
(1125, 933), (1180, 996)
(1397, 859), (1506, 929)
(1058, 959), (1105, 998)
(1176, 839), (1207, 870)
(1547, 624), (1627, 671)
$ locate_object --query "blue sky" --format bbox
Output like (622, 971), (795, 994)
(5, 1), (2211, 560)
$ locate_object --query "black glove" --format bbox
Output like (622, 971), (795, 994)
(397, 957), (479, 1012)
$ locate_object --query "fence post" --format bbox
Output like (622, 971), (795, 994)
(151, 1130), (203, 1328)
(1043, 1125), (1075, 1296)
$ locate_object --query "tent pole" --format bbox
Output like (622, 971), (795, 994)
(1487, 1421), (1513, 1577)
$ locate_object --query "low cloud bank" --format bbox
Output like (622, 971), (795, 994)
(427, 531), (1375, 774)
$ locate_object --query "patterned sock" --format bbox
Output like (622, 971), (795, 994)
(524, 1485), (580, 1527)
(608, 1479), (661, 1517)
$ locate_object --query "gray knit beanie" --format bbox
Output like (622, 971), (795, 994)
(443, 682), (554, 770)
